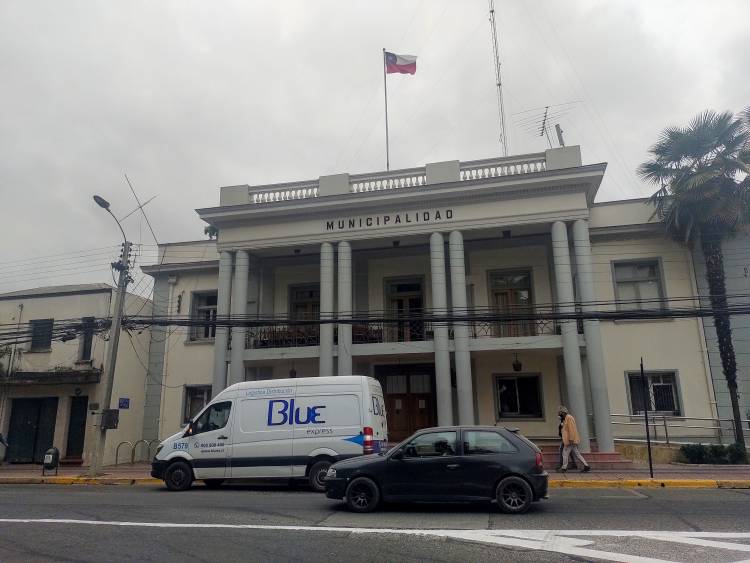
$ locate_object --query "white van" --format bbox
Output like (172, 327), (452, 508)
(151, 376), (388, 491)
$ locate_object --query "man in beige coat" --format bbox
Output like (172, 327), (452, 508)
(559, 406), (591, 473)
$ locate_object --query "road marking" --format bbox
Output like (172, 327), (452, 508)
(1, 519), (750, 562)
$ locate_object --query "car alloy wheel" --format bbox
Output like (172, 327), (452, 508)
(345, 477), (380, 513)
(496, 476), (533, 514)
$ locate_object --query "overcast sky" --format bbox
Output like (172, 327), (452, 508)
(1, 0), (748, 295)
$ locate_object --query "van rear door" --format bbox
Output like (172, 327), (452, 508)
(368, 379), (388, 451)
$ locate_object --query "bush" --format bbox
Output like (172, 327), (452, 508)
(680, 442), (748, 464)
(680, 443), (708, 464)
(726, 442), (748, 464)
(708, 444), (728, 464)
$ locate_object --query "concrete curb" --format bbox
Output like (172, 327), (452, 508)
(0, 477), (161, 486)
(549, 479), (750, 489)
(1, 477), (749, 489)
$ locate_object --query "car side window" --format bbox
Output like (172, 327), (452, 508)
(463, 430), (517, 455)
(190, 401), (231, 436)
(403, 431), (457, 458)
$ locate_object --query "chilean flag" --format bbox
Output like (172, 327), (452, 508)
(385, 51), (417, 75)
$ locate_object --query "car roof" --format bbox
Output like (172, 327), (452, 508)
(413, 426), (513, 432)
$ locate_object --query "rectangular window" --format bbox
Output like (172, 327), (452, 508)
(494, 375), (543, 419)
(183, 385), (212, 423)
(80, 317), (95, 360)
(189, 292), (218, 341)
(613, 260), (665, 310)
(627, 371), (681, 415)
(488, 270), (534, 336)
(463, 430), (518, 455)
(30, 319), (54, 351)
(289, 284), (320, 319)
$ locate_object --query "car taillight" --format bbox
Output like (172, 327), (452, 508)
(363, 426), (374, 454)
(535, 452), (544, 470)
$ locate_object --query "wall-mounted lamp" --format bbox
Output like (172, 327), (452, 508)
(512, 352), (522, 372)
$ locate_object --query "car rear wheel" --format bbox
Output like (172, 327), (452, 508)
(496, 476), (533, 514)
(164, 461), (193, 491)
(345, 477), (380, 513)
(203, 479), (224, 489)
(308, 460), (332, 492)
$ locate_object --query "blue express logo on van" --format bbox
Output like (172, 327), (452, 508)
(267, 399), (326, 426)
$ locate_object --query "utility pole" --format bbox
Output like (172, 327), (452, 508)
(89, 240), (131, 476)
(89, 194), (131, 477)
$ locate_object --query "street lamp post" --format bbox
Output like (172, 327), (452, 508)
(89, 195), (131, 477)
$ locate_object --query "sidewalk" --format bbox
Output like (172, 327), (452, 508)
(0, 461), (749, 488)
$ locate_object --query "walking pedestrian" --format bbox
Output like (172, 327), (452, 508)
(556, 410), (576, 470)
(558, 406), (590, 473)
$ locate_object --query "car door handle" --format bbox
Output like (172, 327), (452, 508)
(446, 464), (460, 470)
(218, 435), (228, 440)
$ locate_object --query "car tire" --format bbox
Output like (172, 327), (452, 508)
(203, 479), (224, 489)
(496, 476), (533, 514)
(308, 460), (332, 493)
(164, 461), (194, 491)
(345, 476), (380, 513)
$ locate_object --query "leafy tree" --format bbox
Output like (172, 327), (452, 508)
(639, 109), (750, 454)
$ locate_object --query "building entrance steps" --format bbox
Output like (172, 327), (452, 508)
(534, 439), (636, 470)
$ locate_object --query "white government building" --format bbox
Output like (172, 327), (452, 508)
(141, 146), (718, 452)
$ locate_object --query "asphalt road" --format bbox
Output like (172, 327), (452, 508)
(0, 484), (749, 562)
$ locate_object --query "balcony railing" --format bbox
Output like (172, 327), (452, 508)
(240, 153), (548, 205)
(245, 325), (320, 349)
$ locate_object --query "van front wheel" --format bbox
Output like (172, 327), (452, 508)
(164, 461), (193, 491)
(308, 460), (332, 492)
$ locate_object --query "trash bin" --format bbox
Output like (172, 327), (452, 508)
(42, 447), (60, 476)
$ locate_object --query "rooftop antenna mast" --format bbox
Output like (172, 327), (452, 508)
(539, 106), (553, 148)
(488, 0), (509, 156)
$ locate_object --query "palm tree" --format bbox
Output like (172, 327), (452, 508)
(639, 109), (750, 454)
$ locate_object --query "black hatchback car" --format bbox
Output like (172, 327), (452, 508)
(325, 426), (548, 514)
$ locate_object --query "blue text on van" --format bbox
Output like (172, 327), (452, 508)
(267, 399), (326, 426)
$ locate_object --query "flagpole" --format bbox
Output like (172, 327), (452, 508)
(382, 48), (390, 171)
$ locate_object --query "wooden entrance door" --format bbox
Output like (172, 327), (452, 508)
(375, 365), (436, 442)
(65, 396), (88, 460)
(6, 398), (58, 463)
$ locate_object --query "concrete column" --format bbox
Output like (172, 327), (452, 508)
(337, 242), (352, 376)
(430, 233), (453, 426)
(229, 250), (249, 387)
(573, 219), (614, 452)
(319, 242), (335, 376)
(212, 250), (233, 396)
(448, 231), (475, 424)
(551, 221), (590, 451)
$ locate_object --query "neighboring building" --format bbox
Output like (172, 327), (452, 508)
(693, 233), (750, 442)
(142, 147), (719, 448)
(0, 284), (152, 465)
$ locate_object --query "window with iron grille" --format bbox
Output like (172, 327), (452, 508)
(627, 371), (682, 415)
(30, 319), (54, 351)
(494, 374), (543, 419)
(189, 292), (218, 340)
(613, 260), (665, 310)
(79, 317), (95, 360)
(183, 385), (212, 423)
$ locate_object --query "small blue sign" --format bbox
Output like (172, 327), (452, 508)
(118, 398), (130, 409)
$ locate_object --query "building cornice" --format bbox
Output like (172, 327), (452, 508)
(197, 164), (606, 228)
(141, 260), (219, 278)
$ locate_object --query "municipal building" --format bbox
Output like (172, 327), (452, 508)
(141, 147), (718, 452)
